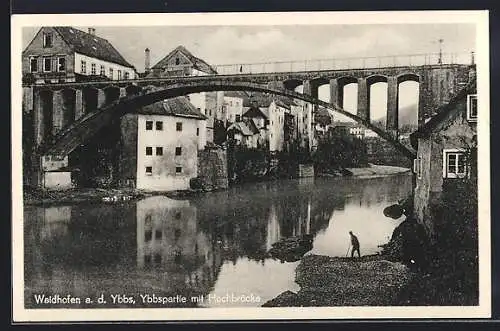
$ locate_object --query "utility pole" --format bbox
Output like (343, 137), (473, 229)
(438, 38), (444, 64)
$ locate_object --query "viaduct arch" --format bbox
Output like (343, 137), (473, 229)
(38, 80), (417, 159)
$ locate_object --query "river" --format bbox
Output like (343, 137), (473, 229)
(24, 173), (412, 308)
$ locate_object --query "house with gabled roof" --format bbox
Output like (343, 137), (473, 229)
(409, 77), (477, 238)
(146, 45), (223, 145)
(118, 97), (207, 191)
(227, 119), (260, 149)
(149, 45), (217, 77)
(22, 27), (136, 84)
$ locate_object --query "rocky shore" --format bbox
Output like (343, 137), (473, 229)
(262, 254), (416, 307)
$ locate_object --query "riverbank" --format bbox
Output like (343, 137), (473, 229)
(317, 164), (410, 179)
(263, 254), (416, 307)
(23, 165), (410, 206)
(346, 164), (411, 178)
(23, 186), (205, 207)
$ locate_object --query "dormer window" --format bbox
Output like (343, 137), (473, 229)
(175, 58), (180, 65)
(467, 94), (477, 122)
(43, 33), (53, 48)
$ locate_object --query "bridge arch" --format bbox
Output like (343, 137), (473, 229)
(125, 84), (143, 96)
(103, 85), (121, 104)
(397, 73), (420, 84)
(283, 79), (303, 91)
(41, 80), (416, 159)
(366, 75), (389, 126)
(60, 88), (77, 128)
(366, 74), (388, 86)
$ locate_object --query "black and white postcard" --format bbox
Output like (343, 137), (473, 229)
(11, 10), (491, 322)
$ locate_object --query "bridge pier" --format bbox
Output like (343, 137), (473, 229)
(329, 78), (339, 107)
(75, 89), (84, 120)
(97, 89), (106, 108)
(357, 77), (369, 121)
(386, 76), (399, 132)
(52, 90), (65, 136)
(303, 80), (318, 99)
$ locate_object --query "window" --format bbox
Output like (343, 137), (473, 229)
(57, 57), (65, 72)
(413, 155), (423, 179)
(236, 115), (241, 122)
(156, 147), (163, 156)
(146, 121), (153, 130)
(30, 58), (38, 72)
(109, 68), (114, 79)
(156, 121), (163, 131)
(124, 72), (129, 80)
(80, 60), (86, 74)
(145, 146), (153, 155)
(43, 33), (53, 48)
(176, 166), (182, 174)
(176, 122), (182, 131)
(100, 65), (105, 76)
(196, 128), (199, 136)
(265, 119), (270, 126)
(175, 57), (180, 65)
(175, 147), (182, 156)
(145, 166), (152, 175)
(117, 70), (122, 80)
(91, 63), (96, 75)
(443, 149), (467, 178)
(467, 94), (477, 122)
(43, 57), (52, 72)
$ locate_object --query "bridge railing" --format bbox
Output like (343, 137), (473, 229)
(211, 51), (474, 75)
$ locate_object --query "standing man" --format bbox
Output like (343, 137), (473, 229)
(349, 231), (361, 258)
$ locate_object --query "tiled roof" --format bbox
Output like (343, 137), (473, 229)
(138, 97), (207, 120)
(224, 91), (250, 99)
(151, 45), (217, 74)
(243, 106), (269, 119)
(227, 119), (259, 136)
(53, 27), (135, 68)
(242, 93), (298, 109)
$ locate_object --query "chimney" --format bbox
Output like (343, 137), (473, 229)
(145, 48), (151, 74)
(88, 28), (96, 35)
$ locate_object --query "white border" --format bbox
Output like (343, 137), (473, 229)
(11, 10), (491, 322)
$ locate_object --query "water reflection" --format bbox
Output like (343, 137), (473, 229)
(24, 174), (412, 308)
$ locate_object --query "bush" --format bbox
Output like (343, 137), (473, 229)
(189, 177), (203, 190)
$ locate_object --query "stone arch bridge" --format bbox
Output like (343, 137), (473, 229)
(22, 62), (475, 185)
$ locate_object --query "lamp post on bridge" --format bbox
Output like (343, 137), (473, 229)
(438, 38), (444, 64)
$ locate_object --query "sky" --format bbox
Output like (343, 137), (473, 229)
(22, 24), (476, 122)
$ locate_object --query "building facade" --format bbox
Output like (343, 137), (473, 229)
(410, 79), (477, 238)
(147, 46), (224, 144)
(22, 26), (136, 84)
(119, 97), (207, 191)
